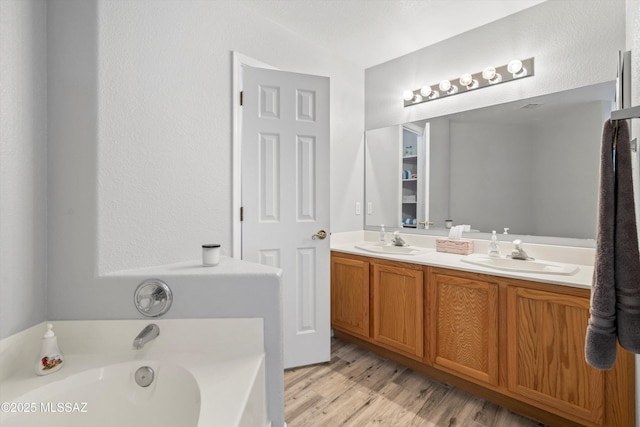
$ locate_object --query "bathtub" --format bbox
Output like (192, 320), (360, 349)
(0, 319), (269, 427)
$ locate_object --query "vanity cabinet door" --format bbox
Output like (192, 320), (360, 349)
(429, 270), (499, 386)
(371, 262), (424, 360)
(506, 286), (604, 425)
(330, 255), (370, 338)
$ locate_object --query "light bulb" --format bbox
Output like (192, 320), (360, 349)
(459, 73), (478, 89)
(507, 60), (522, 74)
(459, 74), (473, 86)
(507, 59), (527, 77)
(439, 80), (452, 92)
(438, 80), (458, 95)
(482, 67), (496, 81)
(403, 90), (415, 101)
(413, 94), (423, 103)
(482, 66), (502, 84)
(420, 86), (432, 97)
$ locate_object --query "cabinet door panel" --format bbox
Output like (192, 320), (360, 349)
(507, 287), (604, 424)
(331, 256), (370, 338)
(372, 264), (423, 359)
(430, 272), (499, 385)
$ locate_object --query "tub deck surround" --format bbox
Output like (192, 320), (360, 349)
(104, 255), (281, 277)
(42, 256), (284, 426)
(0, 319), (267, 427)
(332, 230), (594, 288)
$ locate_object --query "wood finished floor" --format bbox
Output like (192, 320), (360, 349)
(284, 338), (547, 427)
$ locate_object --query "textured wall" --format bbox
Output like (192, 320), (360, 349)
(365, 0), (626, 131)
(45, 0), (364, 282)
(0, 0), (47, 339)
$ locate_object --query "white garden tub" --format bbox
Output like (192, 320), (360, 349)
(0, 319), (268, 427)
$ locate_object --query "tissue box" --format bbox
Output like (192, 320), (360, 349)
(436, 238), (474, 255)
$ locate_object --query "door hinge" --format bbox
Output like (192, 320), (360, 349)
(240, 91), (243, 106)
(240, 206), (244, 221)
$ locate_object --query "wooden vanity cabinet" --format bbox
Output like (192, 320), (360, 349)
(330, 253), (425, 359)
(429, 269), (499, 386)
(371, 261), (424, 360)
(330, 255), (370, 338)
(330, 251), (635, 427)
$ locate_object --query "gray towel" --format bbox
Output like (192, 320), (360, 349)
(612, 120), (640, 353)
(585, 119), (640, 370)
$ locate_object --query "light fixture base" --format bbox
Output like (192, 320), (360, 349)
(403, 57), (534, 107)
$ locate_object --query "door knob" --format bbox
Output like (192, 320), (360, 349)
(312, 230), (327, 240)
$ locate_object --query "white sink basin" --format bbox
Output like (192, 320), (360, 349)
(460, 255), (579, 275)
(355, 243), (432, 256)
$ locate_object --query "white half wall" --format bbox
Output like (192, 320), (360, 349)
(0, 0), (47, 339)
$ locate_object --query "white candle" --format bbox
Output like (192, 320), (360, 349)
(202, 244), (221, 266)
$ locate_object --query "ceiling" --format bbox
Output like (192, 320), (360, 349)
(236, 0), (548, 69)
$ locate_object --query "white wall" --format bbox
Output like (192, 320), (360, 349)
(0, 0), (47, 339)
(45, 0), (364, 283)
(365, 125), (401, 228)
(365, 0), (626, 131)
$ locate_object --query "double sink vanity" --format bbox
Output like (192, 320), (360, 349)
(330, 231), (635, 427)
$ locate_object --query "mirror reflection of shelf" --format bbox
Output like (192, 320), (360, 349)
(402, 127), (423, 227)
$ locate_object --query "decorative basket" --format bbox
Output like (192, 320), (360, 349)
(436, 238), (474, 255)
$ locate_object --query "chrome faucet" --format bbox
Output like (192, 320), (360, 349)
(509, 239), (534, 261)
(392, 231), (409, 247)
(133, 323), (160, 350)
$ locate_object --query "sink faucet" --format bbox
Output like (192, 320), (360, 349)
(133, 323), (160, 350)
(392, 231), (409, 247)
(509, 239), (534, 261)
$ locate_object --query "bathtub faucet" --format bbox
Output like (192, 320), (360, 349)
(133, 323), (160, 350)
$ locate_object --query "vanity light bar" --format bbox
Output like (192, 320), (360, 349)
(403, 57), (535, 107)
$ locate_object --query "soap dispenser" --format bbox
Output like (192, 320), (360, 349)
(379, 224), (386, 244)
(488, 230), (501, 257)
(35, 323), (64, 375)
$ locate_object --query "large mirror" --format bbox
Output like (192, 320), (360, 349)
(365, 81), (616, 243)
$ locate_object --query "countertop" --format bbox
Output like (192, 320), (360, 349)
(331, 231), (594, 289)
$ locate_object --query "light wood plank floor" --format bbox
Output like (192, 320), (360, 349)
(284, 338), (547, 427)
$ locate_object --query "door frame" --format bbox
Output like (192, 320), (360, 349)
(231, 51), (277, 259)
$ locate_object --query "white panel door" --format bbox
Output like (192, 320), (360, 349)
(241, 66), (330, 368)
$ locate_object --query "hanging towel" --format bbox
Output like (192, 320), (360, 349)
(585, 120), (618, 369)
(585, 119), (640, 370)
(612, 120), (640, 353)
